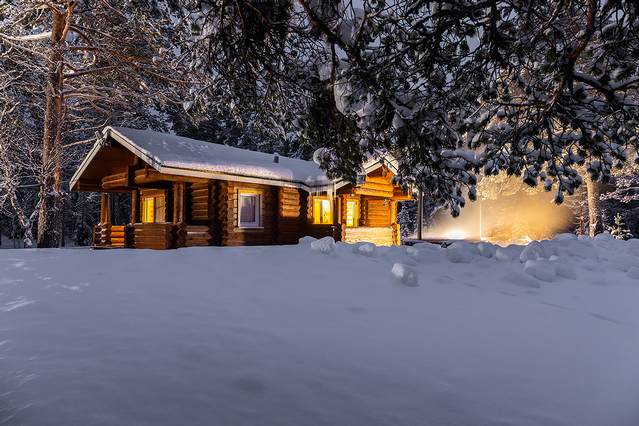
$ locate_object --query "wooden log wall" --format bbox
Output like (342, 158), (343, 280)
(392, 223), (401, 246)
(304, 223), (335, 240)
(361, 196), (391, 227)
(344, 226), (395, 246)
(218, 180), (277, 246)
(174, 221), (217, 248)
(133, 223), (178, 250)
(93, 225), (102, 246)
(107, 225), (126, 246)
(277, 187), (304, 245)
(189, 182), (210, 223)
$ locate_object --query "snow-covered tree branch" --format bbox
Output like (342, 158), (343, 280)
(180, 0), (639, 216)
(0, 0), (194, 247)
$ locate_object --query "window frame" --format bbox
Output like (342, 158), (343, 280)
(312, 196), (333, 225)
(140, 189), (167, 223)
(237, 189), (263, 229)
(345, 199), (359, 227)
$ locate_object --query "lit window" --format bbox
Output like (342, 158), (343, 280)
(313, 197), (333, 224)
(143, 197), (154, 223)
(238, 191), (261, 228)
(346, 200), (359, 227)
(141, 193), (165, 223)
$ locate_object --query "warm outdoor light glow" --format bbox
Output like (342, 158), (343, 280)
(422, 175), (575, 243)
(446, 230), (466, 240)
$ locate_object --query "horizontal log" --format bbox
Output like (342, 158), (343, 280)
(185, 240), (211, 247)
(133, 222), (173, 230)
(364, 213), (390, 220)
(134, 242), (169, 250)
(190, 182), (209, 190)
(363, 222), (391, 228)
(134, 169), (210, 184)
(363, 205), (390, 212)
(364, 174), (392, 183)
(186, 232), (213, 240)
(110, 237), (125, 245)
(186, 225), (210, 232)
(134, 230), (169, 238)
(102, 178), (127, 190)
(392, 194), (414, 201)
(279, 205), (300, 214)
(359, 181), (394, 192)
(191, 198), (209, 207)
(353, 187), (394, 198)
(134, 236), (168, 245)
(102, 172), (127, 183)
(224, 238), (274, 246)
(148, 169), (208, 183)
(278, 192), (300, 201)
(191, 189), (209, 198)
(134, 176), (156, 185)
(192, 201), (208, 210)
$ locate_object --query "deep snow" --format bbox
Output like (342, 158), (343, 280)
(1, 234), (638, 425)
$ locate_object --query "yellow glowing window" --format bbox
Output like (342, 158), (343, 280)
(142, 195), (165, 223)
(346, 200), (359, 227)
(142, 197), (154, 223)
(313, 197), (332, 224)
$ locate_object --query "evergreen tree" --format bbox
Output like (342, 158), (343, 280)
(179, 0), (639, 218)
(0, 0), (192, 247)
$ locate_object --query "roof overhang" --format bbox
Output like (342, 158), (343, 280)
(70, 126), (398, 194)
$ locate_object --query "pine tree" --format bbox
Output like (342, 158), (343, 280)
(179, 0), (639, 218)
(0, 0), (192, 247)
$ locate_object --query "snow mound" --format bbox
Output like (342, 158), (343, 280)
(609, 254), (639, 273)
(410, 248), (440, 263)
(552, 262), (577, 280)
(391, 263), (419, 286)
(352, 242), (378, 258)
(524, 259), (557, 282)
(495, 247), (513, 262)
(477, 242), (496, 259)
(500, 270), (541, 288)
(520, 241), (552, 262)
(298, 236), (317, 245)
(445, 243), (476, 263)
(627, 266), (639, 279)
(310, 237), (335, 254)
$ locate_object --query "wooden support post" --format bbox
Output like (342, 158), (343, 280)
(124, 225), (135, 248)
(100, 194), (108, 224)
(131, 189), (140, 224)
(173, 181), (186, 223)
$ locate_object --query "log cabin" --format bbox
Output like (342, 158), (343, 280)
(70, 127), (413, 249)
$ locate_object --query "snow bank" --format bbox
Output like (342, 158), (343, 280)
(1, 233), (639, 426)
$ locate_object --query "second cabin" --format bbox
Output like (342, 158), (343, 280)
(70, 127), (412, 249)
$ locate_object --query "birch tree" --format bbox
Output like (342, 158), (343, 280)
(0, 106), (42, 248)
(0, 0), (192, 247)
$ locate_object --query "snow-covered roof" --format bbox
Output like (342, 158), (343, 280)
(70, 126), (395, 192)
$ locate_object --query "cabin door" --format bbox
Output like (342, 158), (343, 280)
(346, 200), (359, 227)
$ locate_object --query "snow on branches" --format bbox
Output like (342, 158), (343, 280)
(181, 0), (639, 216)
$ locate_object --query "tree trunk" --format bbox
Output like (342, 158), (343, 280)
(585, 175), (604, 237)
(37, 10), (67, 248)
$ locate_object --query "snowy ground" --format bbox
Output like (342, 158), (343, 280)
(1, 234), (638, 426)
